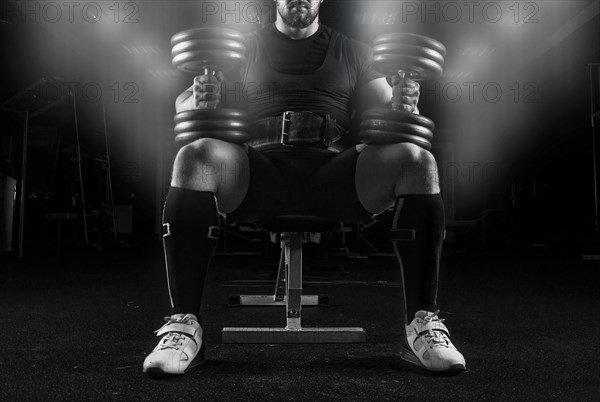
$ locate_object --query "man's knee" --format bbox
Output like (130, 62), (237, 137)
(393, 143), (439, 194)
(172, 138), (247, 191)
(370, 143), (440, 194)
(393, 142), (437, 173)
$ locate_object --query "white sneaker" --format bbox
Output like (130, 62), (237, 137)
(143, 313), (205, 377)
(401, 310), (466, 372)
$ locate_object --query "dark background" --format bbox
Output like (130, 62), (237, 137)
(0, 1), (599, 253)
(1, 2), (599, 400)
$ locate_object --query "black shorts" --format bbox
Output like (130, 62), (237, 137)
(227, 146), (371, 223)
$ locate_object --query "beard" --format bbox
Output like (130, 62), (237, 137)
(277, 1), (320, 29)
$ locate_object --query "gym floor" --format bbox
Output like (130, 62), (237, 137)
(0, 241), (598, 401)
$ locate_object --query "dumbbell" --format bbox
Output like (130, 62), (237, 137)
(171, 27), (250, 144)
(360, 33), (446, 150)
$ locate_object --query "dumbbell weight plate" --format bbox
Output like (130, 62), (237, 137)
(173, 109), (249, 144)
(373, 54), (443, 80)
(358, 129), (432, 150)
(173, 50), (247, 73)
(171, 28), (246, 47)
(360, 120), (433, 141)
(361, 109), (435, 131)
(374, 33), (446, 57)
(174, 109), (248, 124)
(172, 39), (246, 57)
(174, 119), (248, 134)
(373, 43), (444, 68)
(175, 130), (250, 144)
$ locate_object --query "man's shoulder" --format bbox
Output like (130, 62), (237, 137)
(323, 25), (373, 67)
(324, 25), (373, 54)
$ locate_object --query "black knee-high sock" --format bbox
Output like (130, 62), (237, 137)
(390, 194), (445, 323)
(162, 187), (220, 317)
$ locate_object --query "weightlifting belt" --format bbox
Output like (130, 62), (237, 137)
(248, 111), (343, 150)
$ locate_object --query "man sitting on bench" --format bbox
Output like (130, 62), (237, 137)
(143, 0), (466, 377)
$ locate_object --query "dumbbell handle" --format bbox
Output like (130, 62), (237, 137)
(391, 69), (419, 84)
(200, 65), (219, 77)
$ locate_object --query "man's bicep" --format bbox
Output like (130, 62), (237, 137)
(355, 77), (392, 114)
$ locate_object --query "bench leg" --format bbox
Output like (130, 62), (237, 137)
(222, 232), (366, 344)
(229, 234), (322, 306)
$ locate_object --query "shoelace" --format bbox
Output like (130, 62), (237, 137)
(422, 330), (450, 347)
(158, 332), (186, 350)
(154, 315), (194, 351)
(420, 310), (451, 348)
(423, 309), (444, 323)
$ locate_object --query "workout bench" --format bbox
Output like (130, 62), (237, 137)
(222, 214), (366, 344)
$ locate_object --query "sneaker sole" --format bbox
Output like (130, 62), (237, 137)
(401, 347), (466, 374)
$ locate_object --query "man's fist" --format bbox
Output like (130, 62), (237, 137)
(193, 72), (223, 109)
(175, 72), (223, 113)
(389, 72), (420, 113)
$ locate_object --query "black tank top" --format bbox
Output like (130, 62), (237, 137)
(239, 24), (383, 132)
